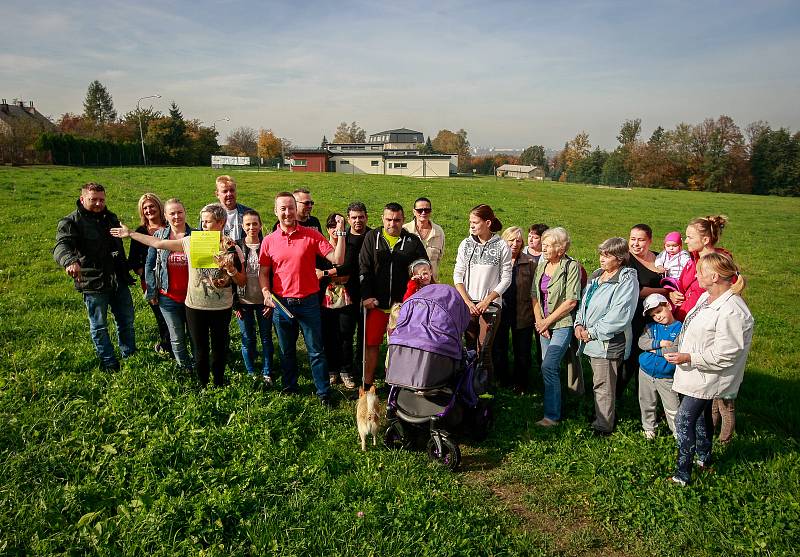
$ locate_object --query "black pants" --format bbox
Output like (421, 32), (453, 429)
(337, 304), (362, 379)
(185, 307), (232, 387)
(492, 320), (533, 391)
(149, 301), (173, 353)
(321, 306), (343, 375)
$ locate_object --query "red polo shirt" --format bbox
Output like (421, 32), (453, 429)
(259, 224), (333, 298)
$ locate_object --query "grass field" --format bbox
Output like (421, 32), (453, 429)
(1, 166), (798, 556)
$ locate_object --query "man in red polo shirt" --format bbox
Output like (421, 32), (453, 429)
(259, 192), (345, 406)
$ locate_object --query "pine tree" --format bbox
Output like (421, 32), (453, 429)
(83, 80), (117, 125)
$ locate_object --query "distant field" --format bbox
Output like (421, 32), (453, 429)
(1, 166), (798, 556)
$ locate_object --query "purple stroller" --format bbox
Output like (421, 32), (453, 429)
(384, 284), (493, 471)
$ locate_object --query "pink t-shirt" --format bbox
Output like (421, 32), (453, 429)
(259, 225), (333, 298)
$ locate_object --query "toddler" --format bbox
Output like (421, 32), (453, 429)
(655, 231), (691, 280)
(638, 293), (683, 439)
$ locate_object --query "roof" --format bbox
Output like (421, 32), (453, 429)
(370, 128), (422, 136)
(497, 164), (540, 172)
(290, 148), (328, 154)
(0, 101), (55, 133)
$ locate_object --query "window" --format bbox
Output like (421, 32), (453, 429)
(292, 159), (307, 167)
(371, 160), (379, 167)
(390, 162), (407, 169)
(340, 160), (350, 165)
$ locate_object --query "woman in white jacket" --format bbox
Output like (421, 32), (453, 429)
(453, 204), (512, 384)
(664, 252), (754, 485)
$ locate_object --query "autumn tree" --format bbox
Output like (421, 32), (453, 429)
(333, 121), (366, 143)
(225, 126), (258, 156)
(432, 129), (471, 171)
(257, 128), (283, 160)
(692, 115), (751, 193)
(83, 80), (117, 126)
(617, 118), (642, 146)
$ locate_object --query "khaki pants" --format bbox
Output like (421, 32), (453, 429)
(638, 369), (680, 435)
(590, 357), (622, 433)
(566, 336), (585, 395)
(712, 398), (736, 443)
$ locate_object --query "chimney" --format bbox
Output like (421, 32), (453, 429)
(17, 100), (24, 108)
(1, 99), (7, 114)
(26, 101), (36, 115)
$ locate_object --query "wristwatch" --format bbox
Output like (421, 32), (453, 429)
(335, 231), (347, 237)
(322, 270), (329, 277)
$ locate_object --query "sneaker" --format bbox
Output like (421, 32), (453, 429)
(667, 475), (688, 487)
(694, 458), (712, 471)
(262, 376), (273, 388)
(535, 418), (559, 427)
(320, 395), (336, 409)
(340, 373), (356, 390)
(281, 386), (300, 396)
(329, 375), (339, 386)
(644, 430), (657, 440)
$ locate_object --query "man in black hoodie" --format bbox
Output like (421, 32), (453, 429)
(359, 202), (428, 388)
(53, 183), (136, 370)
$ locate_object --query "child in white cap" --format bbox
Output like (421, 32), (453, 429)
(638, 293), (683, 438)
(655, 231), (691, 280)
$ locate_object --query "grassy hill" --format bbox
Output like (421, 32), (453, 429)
(1, 166), (798, 556)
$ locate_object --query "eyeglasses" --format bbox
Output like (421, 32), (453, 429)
(298, 200), (315, 206)
(414, 207), (431, 214)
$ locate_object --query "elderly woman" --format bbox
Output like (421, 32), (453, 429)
(127, 193), (172, 355)
(144, 198), (193, 371)
(491, 226), (536, 393)
(574, 237), (639, 435)
(113, 203), (246, 387)
(532, 227), (581, 425)
(665, 253), (753, 485)
(620, 224), (669, 398)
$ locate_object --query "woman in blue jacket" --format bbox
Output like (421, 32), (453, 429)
(574, 237), (639, 436)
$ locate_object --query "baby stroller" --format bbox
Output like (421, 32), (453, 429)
(383, 284), (493, 471)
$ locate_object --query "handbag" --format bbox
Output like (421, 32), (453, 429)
(323, 282), (352, 309)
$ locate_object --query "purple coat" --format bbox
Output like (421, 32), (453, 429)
(388, 284), (470, 360)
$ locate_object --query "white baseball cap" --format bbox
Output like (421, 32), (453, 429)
(642, 293), (669, 316)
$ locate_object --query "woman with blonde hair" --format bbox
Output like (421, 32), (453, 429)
(665, 252), (753, 485)
(128, 193), (172, 355)
(492, 226), (536, 393)
(532, 227), (581, 425)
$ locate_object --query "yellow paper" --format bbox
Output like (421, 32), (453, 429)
(190, 231), (221, 269)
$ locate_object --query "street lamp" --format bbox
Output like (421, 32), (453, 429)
(210, 116), (230, 129)
(137, 94), (161, 165)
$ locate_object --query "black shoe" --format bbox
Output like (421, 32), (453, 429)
(281, 386), (300, 396)
(101, 362), (121, 372)
(320, 395), (336, 409)
(592, 428), (612, 438)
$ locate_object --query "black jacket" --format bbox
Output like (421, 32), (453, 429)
(359, 227), (428, 309)
(334, 227), (371, 302)
(53, 200), (132, 293)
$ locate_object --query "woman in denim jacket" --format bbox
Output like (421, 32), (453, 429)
(144, 198), (193, 371)
(574, 237), (639, 435)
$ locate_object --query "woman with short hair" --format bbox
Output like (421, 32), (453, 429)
(575, 237), (639, 435)
(492, 226), (536, 393)
(532, 227), (581, 425)
(113, 203), (246, 387)
(665, 252), (753, 485)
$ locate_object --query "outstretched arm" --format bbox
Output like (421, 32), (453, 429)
(111, 223), (183, 251)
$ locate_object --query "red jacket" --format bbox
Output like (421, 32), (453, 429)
(403, 278), (422, 301)
(673, 247), (732, 321)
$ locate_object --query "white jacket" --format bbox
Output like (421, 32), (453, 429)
(672, 289), (754, 400)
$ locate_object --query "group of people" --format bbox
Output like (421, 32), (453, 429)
(54, 177), (753, 485)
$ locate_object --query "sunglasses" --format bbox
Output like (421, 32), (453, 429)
(298, 200), (315, 206)
(414, 207), (431, 214)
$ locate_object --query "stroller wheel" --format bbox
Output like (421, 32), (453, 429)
(426, 436), (461, 471)
(384, 423), (411, 450)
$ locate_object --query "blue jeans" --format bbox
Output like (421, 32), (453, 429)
(158, 294), (193, 370)
(539, 326), (573, 421)
(272, 295), (330, 398)
(675, 395), (713, 483)
(237, 304), (274, 376)
(83, 284), (136, 368)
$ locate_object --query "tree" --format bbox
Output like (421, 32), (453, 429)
(432, 129), (471, 171)
(145, 102), (190, 164)
(520, 145), (547, 171)
(570, 147), (608, 184)
(225, 126), (258, 156)
(257, 128), (283, 161)
(601, 148), (629, 186)
(83, 80), (117, 126)
(419, 136), (434, 154)
(333, 121), (366, 143)
(692, 115), (750, 193)
(321, 135), (328, 147)
(749, 126), (800, 196)
(617, 118), (642, 146)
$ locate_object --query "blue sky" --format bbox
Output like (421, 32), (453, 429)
(2, 0), (799, 149)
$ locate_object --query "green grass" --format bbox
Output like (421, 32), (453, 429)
(0, 166), (798, 555)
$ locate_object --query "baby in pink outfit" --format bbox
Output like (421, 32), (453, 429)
(655, 231), (691, 280)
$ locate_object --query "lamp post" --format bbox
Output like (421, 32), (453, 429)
(137, 94), (161, 165)
(210, 116), (230, 129)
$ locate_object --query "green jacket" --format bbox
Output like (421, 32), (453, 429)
(532, 255), (582, 330)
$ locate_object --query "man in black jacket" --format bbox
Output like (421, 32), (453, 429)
(359, 202), (428, 388)
(53, 183), (136, 370)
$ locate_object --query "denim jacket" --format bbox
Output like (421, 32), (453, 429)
(144, 225), (192, 301)
(575, 266), (639, 359)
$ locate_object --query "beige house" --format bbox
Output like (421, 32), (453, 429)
(329, 152), (450, 177)
(496, 164), (546, 180)
(0, 99), (56, 164)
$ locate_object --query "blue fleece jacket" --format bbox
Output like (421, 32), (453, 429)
(638, 320), (683, 379)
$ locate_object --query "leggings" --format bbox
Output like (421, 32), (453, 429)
(185, 306), (232, 387)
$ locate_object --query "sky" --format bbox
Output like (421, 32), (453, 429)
(2, 0), (800, 150)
